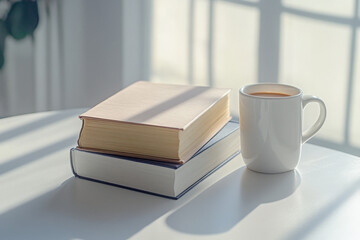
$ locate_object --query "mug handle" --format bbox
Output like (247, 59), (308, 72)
(302, 95), (327, 143)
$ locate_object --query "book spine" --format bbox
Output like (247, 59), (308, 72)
(70, 173), (179, 200)
(69, 148), (79, 177)
(77, 118), (85, 148)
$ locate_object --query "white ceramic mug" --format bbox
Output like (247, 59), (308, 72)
(239, 83), (326, 173)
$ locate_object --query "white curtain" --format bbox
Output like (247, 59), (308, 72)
(0, 0), (148, 118)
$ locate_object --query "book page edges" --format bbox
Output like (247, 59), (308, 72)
(76, 147), (185, 164)
(77, 118), (86, 147)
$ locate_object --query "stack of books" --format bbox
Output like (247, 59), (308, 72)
(70, 81), (240, 199)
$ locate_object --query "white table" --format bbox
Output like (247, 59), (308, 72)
(0, 109), (360, 240)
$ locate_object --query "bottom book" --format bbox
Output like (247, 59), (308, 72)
(70, 121), (240, 199)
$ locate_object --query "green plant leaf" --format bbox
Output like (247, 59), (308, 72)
(0, 20), (7, 69)
(0, 51), (4, 69)
(0, 19), (7, 37)
(5, 1), (39, 40)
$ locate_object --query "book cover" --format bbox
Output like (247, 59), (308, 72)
(80, 81), (231, 129)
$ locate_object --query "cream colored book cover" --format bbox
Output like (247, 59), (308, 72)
(80, 81), (231, 130)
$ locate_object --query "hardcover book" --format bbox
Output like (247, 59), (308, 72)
(77, 81), (231, 164)
(71, 121), (240, 199)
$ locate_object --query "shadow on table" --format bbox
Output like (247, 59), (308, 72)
(0, 134), (78, 175)
(283, 176), (360, 240)
(0, 177), (181, 240)
(0, 165), (301, 238)
(166, 167), (301, 234)
(0, 109), (80, 143)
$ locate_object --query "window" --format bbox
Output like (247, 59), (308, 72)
(150, 0), (360, 156)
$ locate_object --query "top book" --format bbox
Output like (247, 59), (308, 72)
(78, 81), (231, 164)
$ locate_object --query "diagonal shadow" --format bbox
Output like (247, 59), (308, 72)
(309, 137), (360, 157)
(284, 177), (360, 240)
(166, 167), (301, 234)
(282, 5), (360, 26)
(258, 0), (281, 83)
(0, 177), (181, 240)
(124, 86), (212, 124)
(188, 0), (194, 85)
(223, 0), (259, 7)
(0, 134), (78, 175)
(208, 0), (214, 87)
(343, 0), (359, 146)
(0, 110), (79, 143)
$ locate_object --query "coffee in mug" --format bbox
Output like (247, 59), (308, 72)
(249, 92), (291, 97)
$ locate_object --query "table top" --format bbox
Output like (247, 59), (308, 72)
(0, 109), (360, 240)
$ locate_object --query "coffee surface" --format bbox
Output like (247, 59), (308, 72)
(250, 92), (291, 97)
